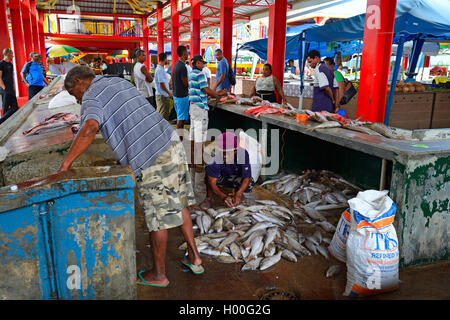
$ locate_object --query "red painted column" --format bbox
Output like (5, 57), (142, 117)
(0, 0), (11, 57)
(157, 3), (164, 55)
(190, 0), (201, 58)
(113, 17), (119, 36)
(356, 0), (397, 123)
(141, 16), (150, 69)
(423, 55), (430, 68)
(21, 0), (34, 58)
(30, 0), (39, 53)
(9, 0), (27, 96)
(171, 0), (179, 57)
(220, 0), (233, 65)
(267, 0), (287, 89)
(38, 10), (47, 69)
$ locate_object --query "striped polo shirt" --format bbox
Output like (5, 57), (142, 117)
(188, 68), (208, 110)
(80, 76), (176, 176)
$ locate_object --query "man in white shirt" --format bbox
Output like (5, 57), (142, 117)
(202, 65), (212, 87)
(154, 52), (173, 120)
(133, 49), (155, 107)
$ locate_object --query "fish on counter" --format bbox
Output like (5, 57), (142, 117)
(22, 112), (80, 136)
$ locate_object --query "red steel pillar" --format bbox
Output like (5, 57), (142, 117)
(267, 0), (287, 89)
(157, 3), (164, 56)
(190, 0), (200, 58)
(356, 0), (397, 123)
(171, 0), (179, 58)
(113, 16), (119, 36)
(21, 0), (34, 58)
(423, 55), (430, 68)
(10, 0), (27, 96)
(220, 0), (233, 65)
(141, 16), (150, 69)
(30, 0), (39, 53)
(38, 10), (47, 69)
(0, 0), (11, 57)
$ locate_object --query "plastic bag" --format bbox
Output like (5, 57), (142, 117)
(343, 190), (399, 297)
(328, 208), (351, 262)
(238, 131), (263, 183)
(48, 90), (77, 109)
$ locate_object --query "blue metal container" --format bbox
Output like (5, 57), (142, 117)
(0, 166), (136, 299)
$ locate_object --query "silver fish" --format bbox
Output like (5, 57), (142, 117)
(215, 211), (231, 219)
(202, 215), (212, 234)
(215, 256), (238, 264)
(284, 233), (311, 256)
(264, 244), (276, 257)
(316, 221), (336, 233)
(222, 218), (235, 231)
(255, 199), (278, 206)
(322, 237), (331, 244)
(249, 235), (264, 259)
(206, 208), (218, 218)
(281, 249), (297, 262)
(306, 236), (320, 246)
(205, 238), (221, 248)
(218, 232), (240, 251)
(213, 217), (223, 233)
(313, 230), (323, 244)
(298, 233), (306, 244)
(326, 265), (342, 278)
(241, 257), (263, 271)
(243, 222), (274, 238)
(317, 245), (330, 260)
(241, 246), (250, 259)
(196, 215), (205, 234)
(303, 206), (326, 222)
(306, 121), (341, 132)
(230, 242), (243, 261)
(305, 240), (318, 255)
(200, 248), (231, 257)
(264, 227), (279, 249)
(260, 251), (282, 271)
(243, 229), (266, 249)
(260, 179), (279, 187)
(178, 238), (205, 250)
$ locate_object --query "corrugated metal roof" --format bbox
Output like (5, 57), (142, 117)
(38, 0), (156, 15)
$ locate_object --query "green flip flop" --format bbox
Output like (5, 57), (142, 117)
(136, 270), (169, 287)
(181, 255), (205, 275)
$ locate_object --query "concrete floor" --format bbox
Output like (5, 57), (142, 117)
(135, 169), (450, 300)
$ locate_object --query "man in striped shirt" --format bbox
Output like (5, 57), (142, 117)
(189, 55), (226, 171)
(58, 66), (204, 287)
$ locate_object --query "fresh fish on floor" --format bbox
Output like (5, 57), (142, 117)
(259, 251), (282, 270)
(305, 240), (318, 255)
(317, 245), (330, 260)
(241, 257), (263, 271)
(281, 249), (298, 262)
(326, 265), (342, 278)
(315, 221), (336, 233)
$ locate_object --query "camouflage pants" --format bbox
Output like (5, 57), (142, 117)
(136, 141), (196, 232)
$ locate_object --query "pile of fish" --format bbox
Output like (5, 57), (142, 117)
(22, 112), (80, 136)
(260, 169), (360, 217)
(300, 110), (405, 140)
(181, 201), (327, 272)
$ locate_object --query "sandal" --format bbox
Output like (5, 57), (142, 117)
(136, 270), (169, 287)
(181, 255), (205, 275)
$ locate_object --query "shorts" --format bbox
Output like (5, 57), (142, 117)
(217, 175), (254, 193)
(156, 95), (171, 120)
(189, 104), (209, 143)
(136, 140), (196, 232)
(173, 96), (189, 121)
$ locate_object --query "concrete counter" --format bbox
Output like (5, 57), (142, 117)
(211, 103), (450, 268)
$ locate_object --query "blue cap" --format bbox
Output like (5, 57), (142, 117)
(336, 109), (346, 117)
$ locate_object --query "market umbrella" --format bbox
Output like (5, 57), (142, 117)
(110, 50), (129, 58)
(48, 45), (81, 58)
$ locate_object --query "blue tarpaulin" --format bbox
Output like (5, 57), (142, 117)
(305, 0), (450, 43)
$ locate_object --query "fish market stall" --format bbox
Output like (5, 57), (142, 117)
(0, 76), (137, 299)
(208, 100), (450, 268)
